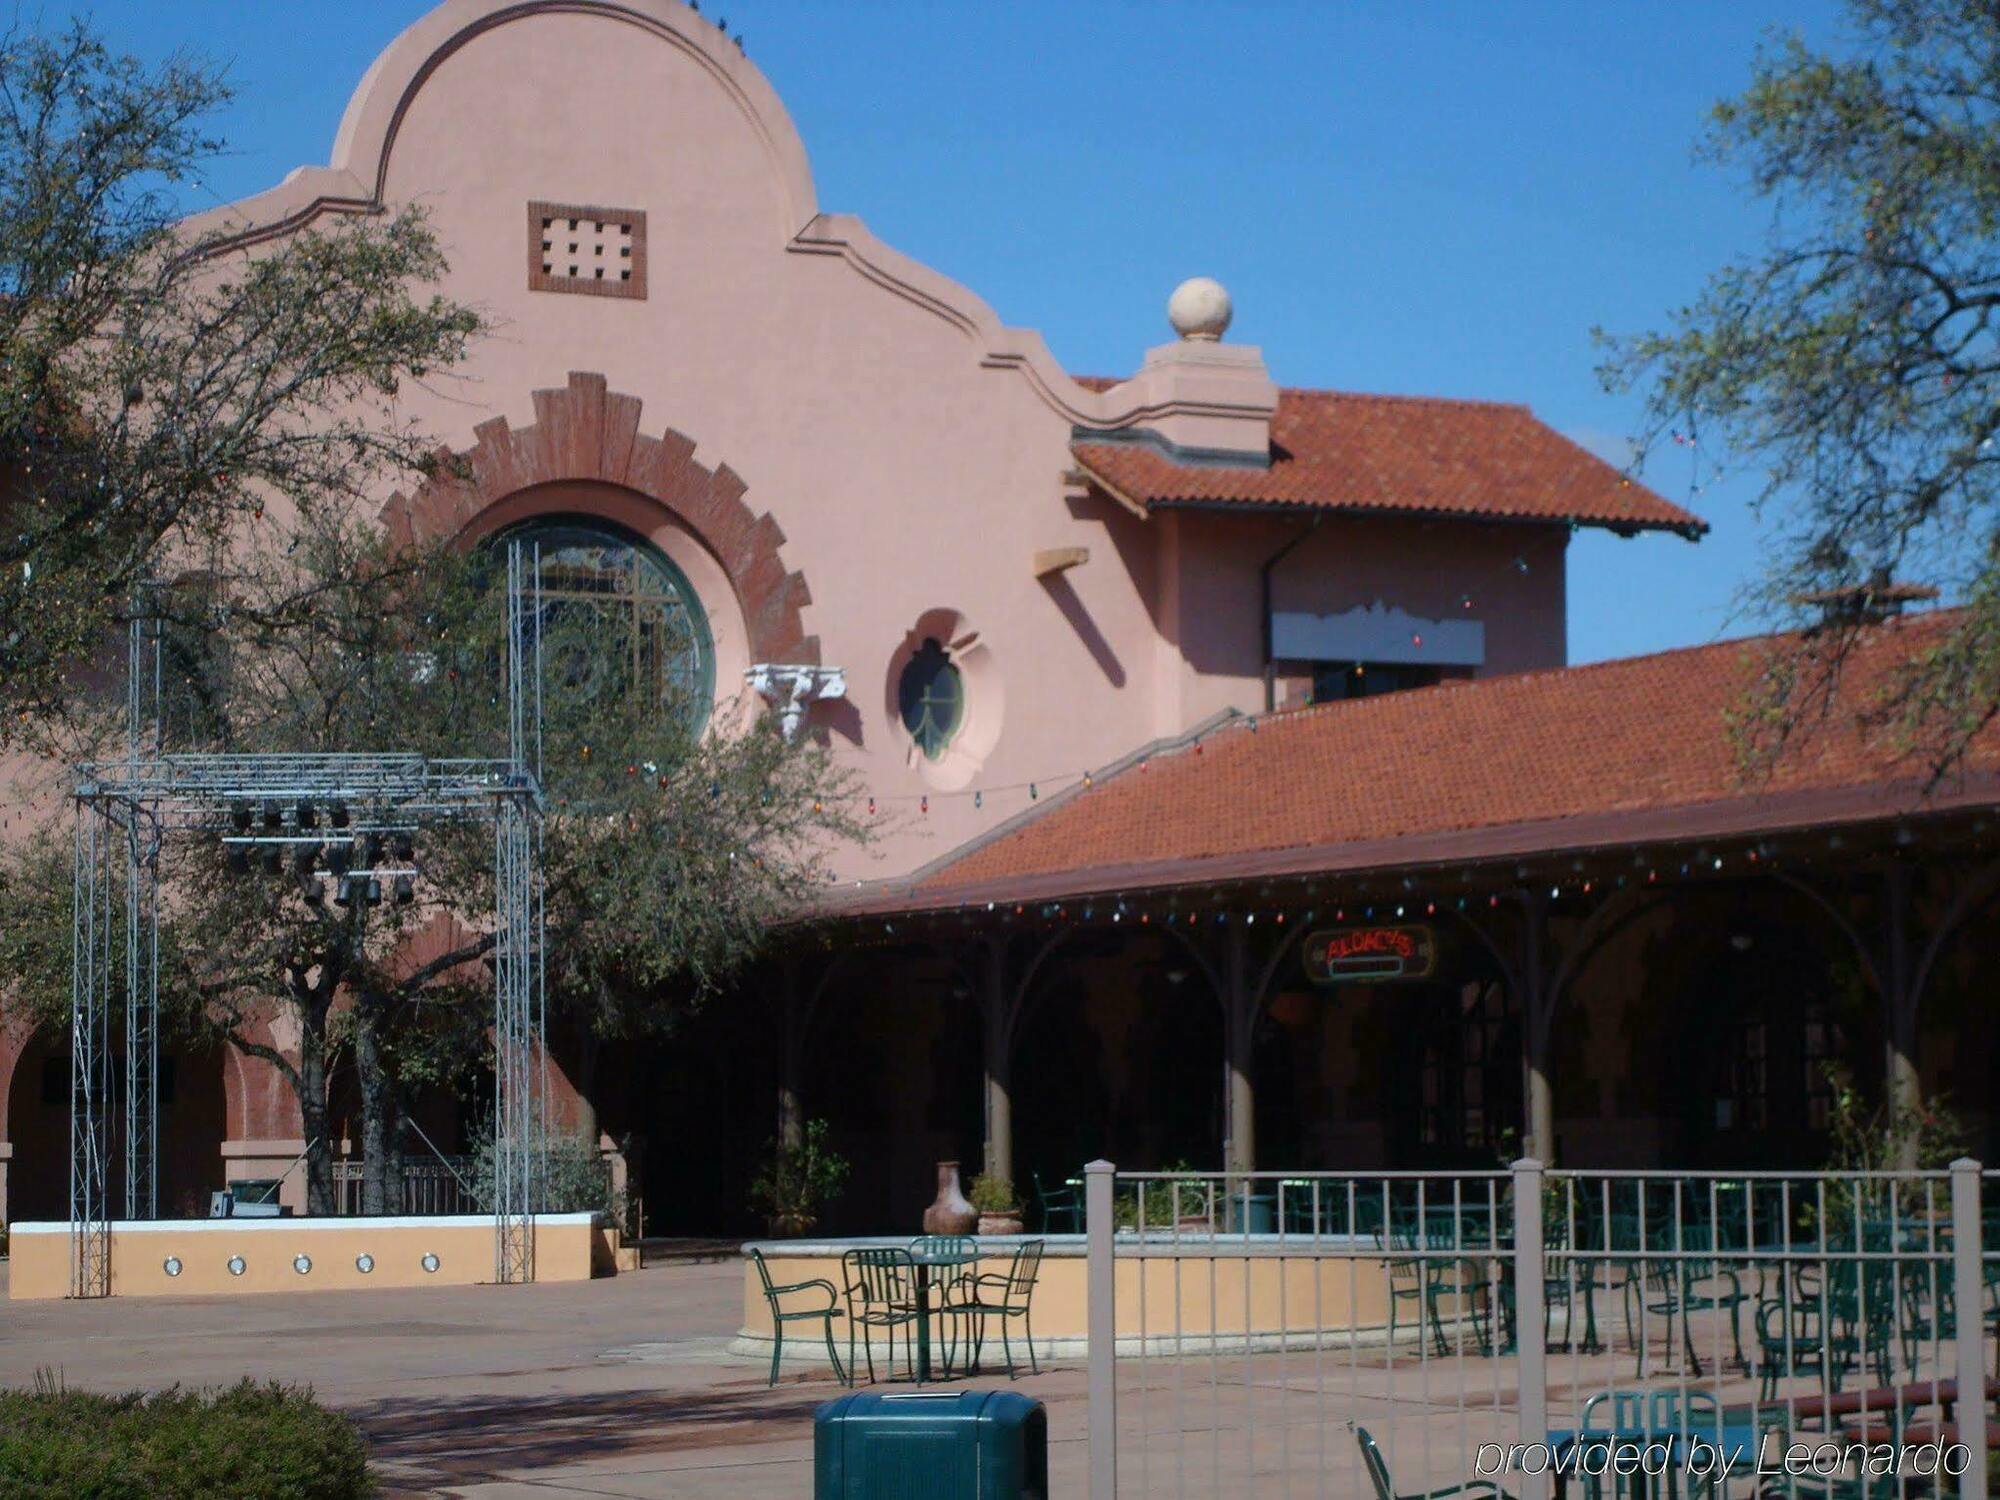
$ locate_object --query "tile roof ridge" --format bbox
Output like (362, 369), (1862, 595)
(1069, 376), (1534, 412)
(1274, 386), (1531, 412)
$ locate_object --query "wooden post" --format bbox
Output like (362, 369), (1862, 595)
(777, 957), (804, 1152)
(1519, 891), (1555, 1166)
(982, 937), (1014, 1186)
(1883, 862), (1921, 1168)
(1224, 923), (1255, 1179)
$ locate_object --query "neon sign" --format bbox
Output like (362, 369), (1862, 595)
(1302, 924), (1437, 985)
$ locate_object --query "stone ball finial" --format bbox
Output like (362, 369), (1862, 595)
(1167, 277), (1232, 341)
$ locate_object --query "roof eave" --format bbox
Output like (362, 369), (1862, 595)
(810, 772), (2000, 922)
(1142, 496), (1706, 538)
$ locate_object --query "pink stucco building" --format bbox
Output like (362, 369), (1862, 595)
(8, 0), (1995, 1235)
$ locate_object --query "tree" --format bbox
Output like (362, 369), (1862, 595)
(0, 511), (864, 1214)
(0, 20), (481, 739)
(1601, 0), (2000, 777)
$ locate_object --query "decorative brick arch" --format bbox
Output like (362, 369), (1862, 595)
(379, 372), (817, 665)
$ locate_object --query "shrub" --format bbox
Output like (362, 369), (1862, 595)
(968, 1172), (1017, 1213)
(749, 1119), (850, 1231)
(0, 1373), (373, 1498)
(469, 1124), (623, 1220)
(1114, 1162), (1213, 1229)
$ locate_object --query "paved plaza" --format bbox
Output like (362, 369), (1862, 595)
(0, 1254), (1096, 1498)
(2, 1250), (1848, 1498)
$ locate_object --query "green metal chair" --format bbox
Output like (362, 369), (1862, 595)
(1381, 1225), (1433, 1353)
(1424, 1226), (1498, 1356)
(1626, 1224), (1748, 1376)
(1034, 1171), (1081, 1232)
(1753, 1291), (1856, 1401)
(840, 1247), (922, 1385)
(1353, 1424), (1517, 1500)
(747, 1248), (847, 1388)
(943, 1238), (1046, 1377)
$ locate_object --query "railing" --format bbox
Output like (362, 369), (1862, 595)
(1083, 1161), (1996, 1500)
(330, 1156), (478, 1216)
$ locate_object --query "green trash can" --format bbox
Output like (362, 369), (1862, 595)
(813, 1390), (1047, 1499)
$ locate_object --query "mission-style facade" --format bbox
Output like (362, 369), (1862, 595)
(4, 0), (1994, 1235)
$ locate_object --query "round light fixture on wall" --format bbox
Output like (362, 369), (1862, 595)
(421, 1252), (441, 1274)
(355, 1253), (375, 1274)
(162, 1256), (183, 1278)
(293, 1254), (313, 1276)
(226, 1255), (246, 1277)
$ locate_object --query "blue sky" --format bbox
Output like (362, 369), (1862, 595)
(83, 1), (1849, 663)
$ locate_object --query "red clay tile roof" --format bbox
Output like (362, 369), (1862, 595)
(1071, 387), (1705, 535)
(842, 612), (1996, 914)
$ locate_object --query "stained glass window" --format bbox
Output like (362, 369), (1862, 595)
(898, 637), (964, 760)
(503, 517), (714, 725)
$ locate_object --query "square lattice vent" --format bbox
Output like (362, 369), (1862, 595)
(528, 201), (647, 300)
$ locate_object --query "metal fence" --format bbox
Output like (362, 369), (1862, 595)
(330, 1155), (478, 1216)
(1083, 1161), (1996, 1500)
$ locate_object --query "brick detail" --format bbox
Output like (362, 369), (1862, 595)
(527, 202), (648, 300)
(381, 372), (816, 666)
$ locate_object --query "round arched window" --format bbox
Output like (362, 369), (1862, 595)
(501, 517), (715, 724)
(898, 637), (964, 760)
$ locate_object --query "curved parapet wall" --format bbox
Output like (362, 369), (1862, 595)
(734, 1236), (1433, 1367)
(186, 0), (1237, 440)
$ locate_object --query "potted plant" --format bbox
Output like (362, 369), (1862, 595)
(749, 1119), (850, 1237)
(969, 1172), (1024, 1235)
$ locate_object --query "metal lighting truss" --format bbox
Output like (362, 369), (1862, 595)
(68, 544), (549, 1296)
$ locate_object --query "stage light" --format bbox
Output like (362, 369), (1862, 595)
(329, 803), (350, 830)
(391, 831), (414, 862)
(364, 833), (385, 867)
(392, 874), (415, 906)
(365, 877), (382, 905)
(335, 875), (358, 907)
(225, 844), (249, 875)
(292, 842), (319, 876)
(327, 842), (354, 877)
(295, 800), (318, 830)
(229, 801), (252, 833)
(261, 799), (282, 831)
(260, 844), (283, 875)
(300, 874), (324, 906)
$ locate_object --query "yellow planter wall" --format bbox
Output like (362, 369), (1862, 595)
(9, 1213), (607, 1299)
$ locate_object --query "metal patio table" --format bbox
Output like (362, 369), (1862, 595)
(909, 1237), (980, 1382)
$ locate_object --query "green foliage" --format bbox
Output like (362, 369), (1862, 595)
(0, 511), (864, 1214)
(1821, 1061), (1966, 1174)
(1816, 1061), (1967, 1229)
(1114, 1163), (1212, 1229)
(470, 1126), (622, 1219)
(1600, 0), (2000, 778)
(967, 1172), (1018, 1214)
(0, 18), (864, 1220)
(0, 20), (482, 737)
(0, 1373), (373, 1499)
(749, 1119), (850, 1229)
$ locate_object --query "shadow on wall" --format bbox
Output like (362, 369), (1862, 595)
(1039, 573), (1124, 688)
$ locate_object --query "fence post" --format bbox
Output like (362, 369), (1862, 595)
(1950, 1157), (1987, 1500)
(1512, 1157), (1548, 1500)
(1086, 1158), (1117, 1500)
